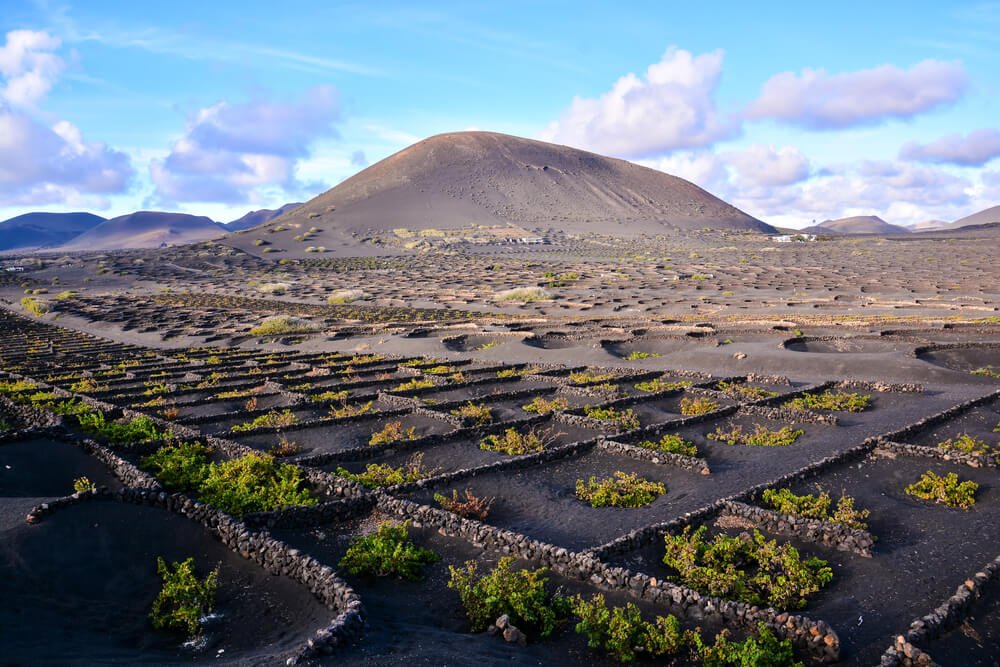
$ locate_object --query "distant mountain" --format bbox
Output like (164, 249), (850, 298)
(225, 203), (303, 231)
(0, 212), (106, 251)
(907, 219), (949, 232)
(229, 131), (772, 256)
(804, 215), (910, 235)
(61, 211), (226, 250)
(947, 205), (1000, 230)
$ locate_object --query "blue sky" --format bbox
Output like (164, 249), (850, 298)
(2, 1), (1000, 227)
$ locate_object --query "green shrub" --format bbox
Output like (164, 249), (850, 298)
(68, 377), (109, 393)
(77, 411), (169, 444)
(716, 381), (778, 401)
(761, 488), (870, 530)
(576, 471), (665, 508)
(522, 396), (569, 414)
(73, 476), (96, 493)
(0, 417), (11, 431)
(680, 396), (720, 416)
(623, 351), (662, 361)
(448, 556), (569, 636)
(369, 420), (418, 445)
(335, 453), (437, 488)
(198, 453), (317, 516)
(230, 409), (298, 432)
(570, 371), (616, 385)
(971, 367), (1000, 378)
(691, 622), (802, 667)
(787, 390), (871, 412)
(572, 593), (687, 662)
(480, 427), (549, 455)
(450, 402), (493, 425)
(938, 433), (996, 456)
(905, 471), (978, 509)
(328, 400), (373, 418)
(20, 296), (50, 317)
(662, 526), (833, 609)
(141, 441), (211, 492)
(636, 433), (697, 457)
(249, 315), (317, 336)
(708, 424), (803, 447)
(0, 379), (37, 394)
(339, 520), (440, 580)
(149, 557), (218, 637)
(393, 378), (435, 391)
(584, 406), (640, 430)
(635, 378), (691, 393)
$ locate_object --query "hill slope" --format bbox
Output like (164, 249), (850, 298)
(225, 203), (303, 231)
(805, 216), (910, 235)
(0, 212), (106, 251)
(948, 205), (1000, 230)
(61, 212), (226, 250)
(238, 132), (771, 256)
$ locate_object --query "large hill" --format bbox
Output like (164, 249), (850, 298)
(228, 132), (773, 256)
(0, 212), (106, 251)
(805, 215), (910, 235)
(947, 205), (1000, 230)
(61, 212), (226, 250)
(225, 203), (303, 231)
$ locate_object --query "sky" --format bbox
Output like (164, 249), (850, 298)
(2, 1), (1000, 228)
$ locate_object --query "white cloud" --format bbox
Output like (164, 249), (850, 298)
(725, 144), (810, 187)
(538, 47), (738, 158)
(150, 86), (340, 204)
(637, 151), (727, 191)
(0, 30), (64, 106)
(747, 60), (967, 129)
(899, 128), (1000, 166)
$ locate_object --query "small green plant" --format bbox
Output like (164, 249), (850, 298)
(572, 593), (687, 662)
(423, 364), (459, 375)
(971, 367), (1000, 378)
(477, 341), (500, 350)
(329, 400), (373, 419)
(480, 427), (551, 455)
(369, 420), (418, 445)
(450, 402), (493, 425)
(68, 377), (109, 393)
(311, 389), (350, 403)
(393, 378), (435, 391)
(584, 406), (640, 430)
(434, 488), (495, 520)
(73, 476), (96, 493)
(680, 396), (721, 416)
(787, 390), (871, 412)
(635, 378), (691, 393)
(522, 395), (569, 414)
(636, 433), (697, 457)
(761, 488), (870, 530)
(230, 409), (298, 432)
(576, 471), (665, 508)
(77, 411), (170, 444)
(249, 315), (317, 336)
(708, 424), (803, 447)
(570, 370), (616, 385)
(0, 379), (37, 394)
(149, 557), (218, 637)
(905, 471), (978, 509)
(448, 556), (569, 636)
(938, 433), (997, 456)
(0, 417), (11, 431)
(716, 381), (778, 401)
(142, 441), (211, 491)
(335, 453), (438, 488)
(20, 296), (50, 317)
(198, 453), (317, 516)
(215, 386), (264, 399)
(623, 351), (662, 361)
(496, 368), (523, 378)
(662, 526), (833, 609)
(690, 622), (802, 666)
(339, 520), (440, 580)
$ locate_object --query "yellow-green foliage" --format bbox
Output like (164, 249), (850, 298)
(480, 427), (548, 455)
(905, 471), (978, 509)
(575, 471), (665, 507)
(369, 420), (418, 446)
(788, 390), (871, 412)
(680, 396), (721, 416)
(522, 396), (569, 414)
(20, 296), (50, 317)
(708, 424), (803, 447)
(636, 433), (697, 457)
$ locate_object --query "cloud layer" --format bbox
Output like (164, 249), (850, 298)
(150, 85), (340, 203)
(0, 30), (133, 206)
(747, 60), (967, 129)
(538, 47), (738, 158)
(900, 129), (1000, 166)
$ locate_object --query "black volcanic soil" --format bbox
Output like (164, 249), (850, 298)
(0, 501), (330, 665)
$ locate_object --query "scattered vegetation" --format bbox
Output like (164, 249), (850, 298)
(522, 395), (569, 414)
(450, 401), (493, 425)
(680, 396), (721, 416)
(335, 453), (438, 488)
(249, 315), (318, 337)
(339, 520), (440, 580)
(369, 420), (419, 446)
(938, 433), (997, 456)
(708, 424), (803, 447)
(575, 471), (665, 508)
(787, 390), (871, 412)
(328, 400), (373, 419)
(268, 435), (301, 457)
(68, 377), (109, 393)
(570, 371), (616, 385)
(716, 381), (778, 401)
(971, 367), (1000, 378)
(761, 487), (870, 530)
(636, 433), (698, 457)
(73, 476), (96, 493)
(573, 593), (687, 662)
(77, 411), (170, 444)
(691, 623), (802, 666)
(583, 406), (640, 430)
(230, 409), (298, 432)
(623, 351), (662, 361)
(141, 441), (212, 492)
(393, 378), (435, 391)
(327, 289), (367, 304)
(480, 427), (551, 455)
(905, 471), (978, 510)
(149, 557), (219, 638)
(434, 488), (495, 520)
(448, 556), (569, 636)
(635, 378), (691, 393)
(198, 453), (317, 516)
(20, 296), (50, 317)
(662, 526), (833, 609)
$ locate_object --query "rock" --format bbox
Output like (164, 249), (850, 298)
(495, 614), (510, 630)
(503, 625), (528, 646)
(733, 352), (747, 359)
